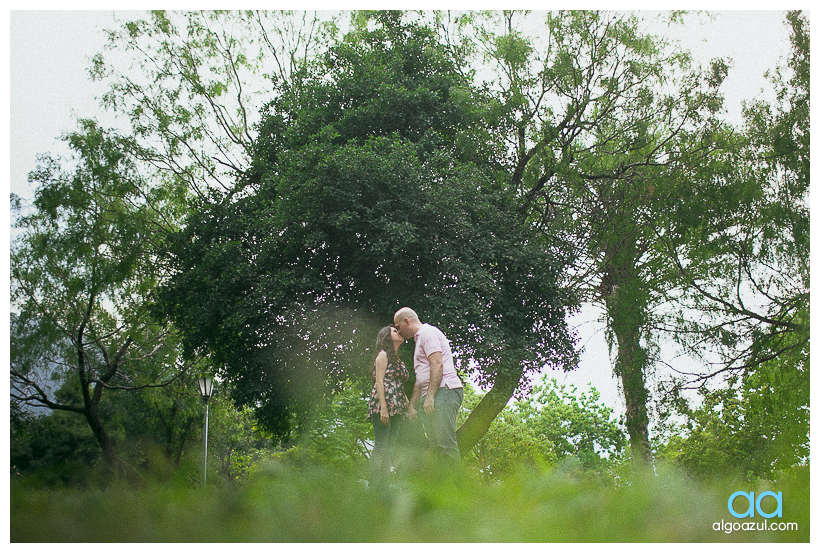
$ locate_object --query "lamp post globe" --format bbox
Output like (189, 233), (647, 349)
(198, 375), (213, 401)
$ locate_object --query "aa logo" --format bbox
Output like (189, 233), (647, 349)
(728, 491), (783, 519)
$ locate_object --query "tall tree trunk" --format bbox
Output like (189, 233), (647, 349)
(602, 247), (652, 462)
(173, 417), (195, 467)
(75, 305), (144, 483)
(84, 400), (118, 465)
(610, 306), (651, 461)
(456, 364), (524, 455)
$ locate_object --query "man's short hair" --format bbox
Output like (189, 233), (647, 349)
(394, 307), (419, 323)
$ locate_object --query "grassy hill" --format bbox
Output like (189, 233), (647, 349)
(10, 461), (809, 542)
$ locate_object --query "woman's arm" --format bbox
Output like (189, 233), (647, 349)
(374, 351), (390, 426)
(407, 380), (421, 421)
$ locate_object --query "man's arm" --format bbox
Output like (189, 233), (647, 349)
(423, 351), (443, 414)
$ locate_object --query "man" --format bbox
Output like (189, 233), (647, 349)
(393, 307), (463, 466)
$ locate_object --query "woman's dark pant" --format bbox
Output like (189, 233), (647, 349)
(370, 414), (402, 486)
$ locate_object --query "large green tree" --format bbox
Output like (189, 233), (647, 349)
(158, 12), (579, 446)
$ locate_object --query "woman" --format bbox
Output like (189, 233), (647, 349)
(366, 325), (409, 487)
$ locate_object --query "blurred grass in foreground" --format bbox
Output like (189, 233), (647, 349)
(11, 462), (809, 542)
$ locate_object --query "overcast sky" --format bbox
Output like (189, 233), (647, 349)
(5, 8), (803, 417)
(8, 9), (797, 201)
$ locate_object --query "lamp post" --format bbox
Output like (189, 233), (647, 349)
(197, 375), (214, 487)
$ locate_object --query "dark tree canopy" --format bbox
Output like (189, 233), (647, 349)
(158, 14), (578, 439)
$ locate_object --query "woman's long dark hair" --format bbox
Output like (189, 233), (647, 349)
(371, 325), (401, 380)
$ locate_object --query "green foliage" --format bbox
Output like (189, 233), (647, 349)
(205, 390), (279, 481)
(116, 374), (202, 472)
(10, 462), (810, 542)
(449, 10), (750, 459)
(517, 380), (627, 470)
(459, 385), (557, 479)
(656, 15), (809, 472)
(11, 374), (282, 486)
(657, 320), (809, 481)
(459, 380), (626, 479)
(93, 11), (340, 199)
(11, 409), (105, 487)
(270, 380), (373, 475)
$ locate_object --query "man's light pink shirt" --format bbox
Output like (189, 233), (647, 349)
(413, 323), (463, 397)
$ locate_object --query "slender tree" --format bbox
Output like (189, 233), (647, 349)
(659, 10), (809, 389)
(437, 10), (738, 460)
(10, 121), (195, 479)
(652, 12), (809, 476)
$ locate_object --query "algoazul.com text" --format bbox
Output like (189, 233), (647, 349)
(713, 520), (799, 534)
